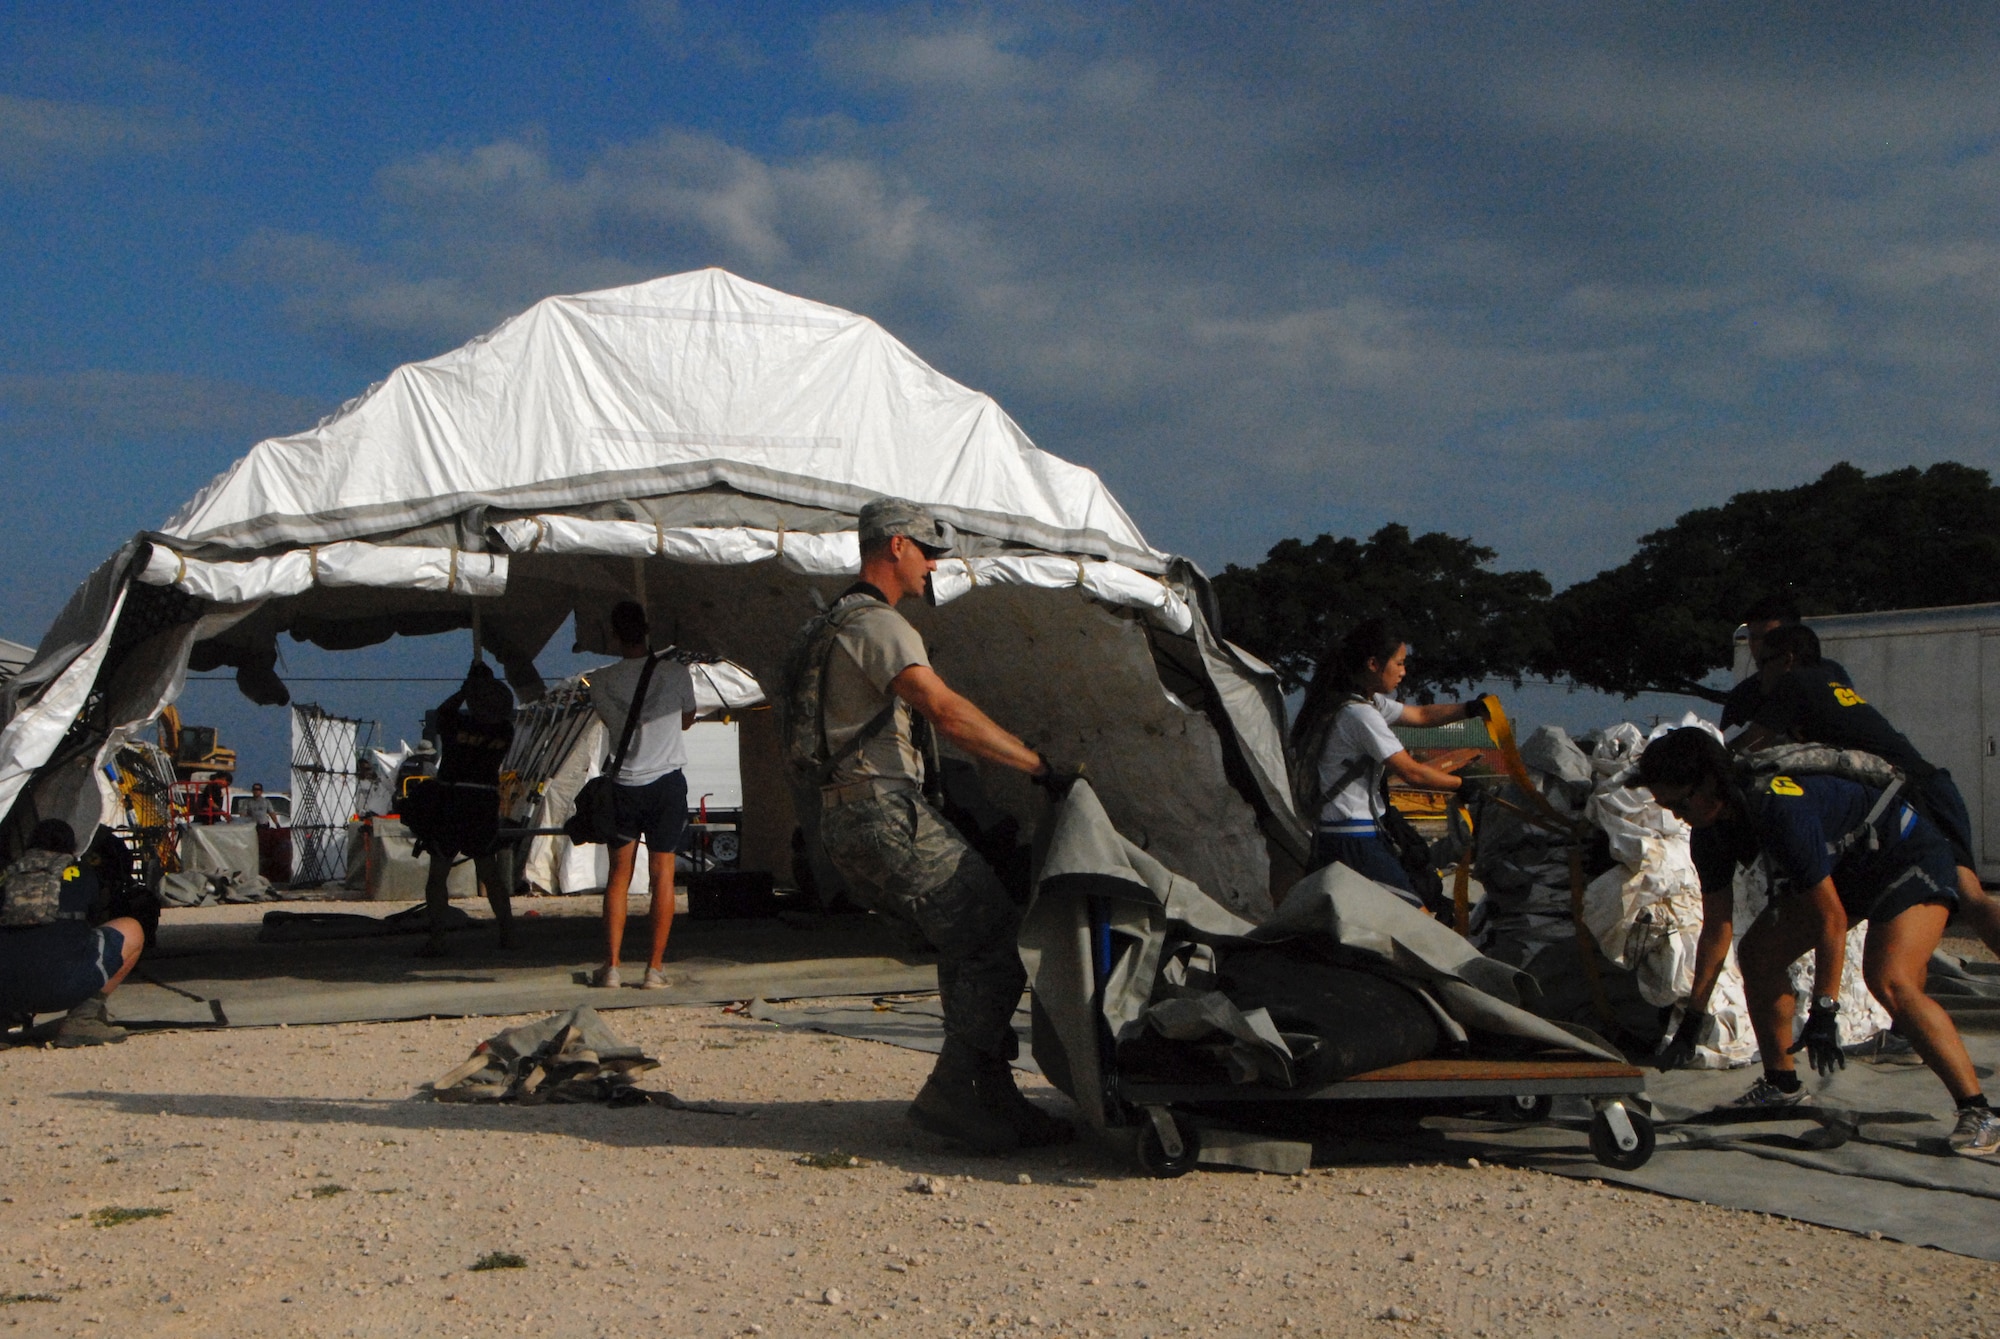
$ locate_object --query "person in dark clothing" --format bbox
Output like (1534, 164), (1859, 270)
(412, 663), (516, 957)
(1640, 728), (1999, 1156)
(1718, 593), (1852, 734)
(0, 820), (144, 1046)
(1734, 623), (2000, 958)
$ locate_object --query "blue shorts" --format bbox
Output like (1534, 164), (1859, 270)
(1913, 769), (1975, 871)
(1849, 832), (1961, 927)
(0, 921), (125, 1015)
(1312, 830), (1422, 909)
(611, 770), (689, 851)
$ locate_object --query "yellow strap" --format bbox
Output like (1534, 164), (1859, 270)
(1474, 693), (1616, 1028)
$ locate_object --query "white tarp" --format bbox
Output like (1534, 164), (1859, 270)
(1, 269), (1301, 913)
(161, 269), (1163, 573)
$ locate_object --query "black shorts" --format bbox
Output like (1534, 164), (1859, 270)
(612, 770), (689, 851)
(0, 921), (125, 1015)
(1911, 769), (1976, 871)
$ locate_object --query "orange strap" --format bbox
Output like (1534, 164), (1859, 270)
(1471, 693), (1615, 1027)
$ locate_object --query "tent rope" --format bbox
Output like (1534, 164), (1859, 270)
(654, 518), (665, 556)
(173, 553), (187, 586)
(448, 546), (459, 593)
(775, 525), (786, 560)
(308, 546), (320, 586)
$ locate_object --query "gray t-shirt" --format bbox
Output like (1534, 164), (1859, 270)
(822, 602), (930, 787)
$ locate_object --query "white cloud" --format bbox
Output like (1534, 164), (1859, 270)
(0, 93), (195, 178)
(224, 7), (2000, 583)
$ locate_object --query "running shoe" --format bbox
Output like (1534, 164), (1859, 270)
(1948, 1105), (2000, 1157)
(639, 967), (671, 990)
(1726, 1075), (1813, 1111)
(590, 964), (622, 989)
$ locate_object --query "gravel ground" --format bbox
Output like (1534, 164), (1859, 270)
(1, 1004), (1994, 1339)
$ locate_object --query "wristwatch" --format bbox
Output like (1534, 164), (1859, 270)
(1813, 995), (1840, 1014)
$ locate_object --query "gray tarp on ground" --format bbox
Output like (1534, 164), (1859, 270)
(1021, 783), (1622, 1131)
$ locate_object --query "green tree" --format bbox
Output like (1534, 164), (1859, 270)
(1213, 524), (1553, 703)
(1542, 462), (2000, 700)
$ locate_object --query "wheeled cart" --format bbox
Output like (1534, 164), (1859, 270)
(1110, 1055), (1654, 1178)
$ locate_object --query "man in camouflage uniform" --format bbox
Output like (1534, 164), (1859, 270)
(797, 497), (1073, 1153)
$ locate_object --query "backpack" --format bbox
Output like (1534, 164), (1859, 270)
(1739, 741), (1905, 792)
(778, 592), (902, 785)
(0, 849), (79, 928)
(1739, 742), (1909, 858)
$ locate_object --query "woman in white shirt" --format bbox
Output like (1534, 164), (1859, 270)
(1299, 619), (1487, 909)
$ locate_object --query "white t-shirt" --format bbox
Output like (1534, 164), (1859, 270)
(1315, 693), (1408, 825)
(589, 654), (699, 785)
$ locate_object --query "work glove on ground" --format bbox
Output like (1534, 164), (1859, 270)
(1656, 1009), (1707, 1071)
(1787, 1000), (1845, 1078)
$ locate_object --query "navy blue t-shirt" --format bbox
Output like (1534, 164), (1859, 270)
(1719, 656), (1852, 731)
(1691, 773), (1935, 917)
(1752, 669), (1931, 776)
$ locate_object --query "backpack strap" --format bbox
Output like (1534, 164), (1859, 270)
(1307, 694), (1378, 823)
(812, 595), (900, 785)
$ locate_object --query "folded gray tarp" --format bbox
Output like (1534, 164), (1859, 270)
(1021, 783), (1621, 1130)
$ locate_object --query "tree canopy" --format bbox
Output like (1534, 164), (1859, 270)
(1211, 524), (1552, 703)
(1542, 461), (2000, 700)
(1212, 462), (2000, 706)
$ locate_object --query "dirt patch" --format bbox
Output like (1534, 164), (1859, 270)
(0, 1003), (1992, 1337)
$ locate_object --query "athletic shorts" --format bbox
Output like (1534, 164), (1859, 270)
(1850, 834), (1961, 927)
(611, 769), (689, 851)
(0, 921), (125, 1015)
(1912, 769), (1976, 871)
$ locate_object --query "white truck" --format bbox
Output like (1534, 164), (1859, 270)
(1735, 601), (2000, 879)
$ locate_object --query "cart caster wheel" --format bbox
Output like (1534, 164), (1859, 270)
(1498, 1094), (1552, 1123)
(1134, 1110), (1200, 1179)
(1589, 1102), (1654, 1171)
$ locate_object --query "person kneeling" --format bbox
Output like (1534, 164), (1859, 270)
(0, 821), (145, 1047)
(1640, 728), (1999, 1157)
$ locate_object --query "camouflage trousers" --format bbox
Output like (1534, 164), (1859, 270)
(818, 790), (1024, 1061)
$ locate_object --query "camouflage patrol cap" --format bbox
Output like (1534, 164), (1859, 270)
(857, 497), (952, 556)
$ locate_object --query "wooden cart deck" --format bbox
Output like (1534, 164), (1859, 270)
(1119, 1055), (1647, 1104)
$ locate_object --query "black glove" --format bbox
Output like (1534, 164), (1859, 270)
(1787, 998), (1845, 1078)
(1454, 774), (1494, 806)
(1463, 696), (1492, 721)
(1657, 1009), (1707, 1071)
(1030, 753), (1083, 798)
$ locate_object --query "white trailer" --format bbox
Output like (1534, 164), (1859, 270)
(1734, 602), (2000, 879)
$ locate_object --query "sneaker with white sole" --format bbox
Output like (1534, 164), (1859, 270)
(590, 964), (622, 989)
(640, 967), (670, 990)
(1948, 1105), (2000, 1157)
(1726, 1075), (1813, 1111)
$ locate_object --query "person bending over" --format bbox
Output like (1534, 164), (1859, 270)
(415, 663), (516, 957)
(0, 820), (144, 1047)
(1295, 619), (1487, 911)
(1640, 727), (1998, 1157)
(586, 601), (697, 990)
(1734, 623), (2000, 958)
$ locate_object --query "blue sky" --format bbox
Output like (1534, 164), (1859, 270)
(5, 4), (1998, 783)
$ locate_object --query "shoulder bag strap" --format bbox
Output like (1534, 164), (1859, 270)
(605, 651), (665, 779)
